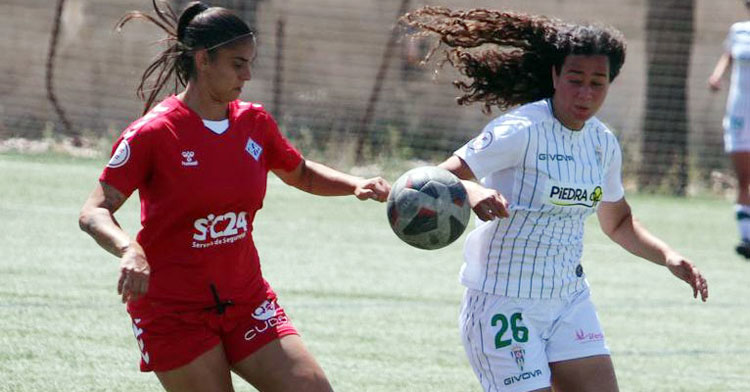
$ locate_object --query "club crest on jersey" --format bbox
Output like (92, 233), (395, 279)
(107, 140), (130, 168)
(545, 180), (603, 208)
(245, 137), (263, 161)
(181, 151), (198, 166)
(510, 345), (525, 371)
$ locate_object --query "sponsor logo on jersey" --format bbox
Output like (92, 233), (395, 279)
(469, 131), (493, 151)
(107, 140), (130, 168)
(192, 211), (248, 249)
(538, 153), (574, 162)
(181, 150), (198, 166)
(545, 180), (603, 208)
(575, 329), (604, 343)
(510, 345), (525, 371)
(245, 137), (263, 161)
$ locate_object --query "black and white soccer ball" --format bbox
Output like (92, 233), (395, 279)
(387, 166), (471, 250)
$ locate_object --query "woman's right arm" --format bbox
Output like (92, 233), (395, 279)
(708, 52), (732, 91)
(439, 155), (509, 221)
(79, 182), (149, 303)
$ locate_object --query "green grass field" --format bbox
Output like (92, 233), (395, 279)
(1, 152), (749, 391)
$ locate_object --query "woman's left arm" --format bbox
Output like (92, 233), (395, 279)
(597, 198), (709, 301)
(272, 159), (391, 202)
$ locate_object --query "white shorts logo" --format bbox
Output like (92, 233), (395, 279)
(131, 318), (150, 364)
(251, 300), (278, 321)
(244, 299), (289, 341)
(107, 140), (130, 168)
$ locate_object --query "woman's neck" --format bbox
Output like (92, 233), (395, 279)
(178, 84), (228, 120)
(550, 99), (585, 131)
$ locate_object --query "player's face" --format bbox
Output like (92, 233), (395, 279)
(201, 39), (255, 103)
(551, 54), (610, 130)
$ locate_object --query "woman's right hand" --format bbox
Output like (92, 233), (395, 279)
(118, 242), (150, 303)
(462, 180), (509, 221)
(708, 75), (722, 92)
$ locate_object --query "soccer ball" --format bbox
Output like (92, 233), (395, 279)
(387, 166), (471, 250)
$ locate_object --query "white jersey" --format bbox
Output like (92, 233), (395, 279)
(454, 99), (624, 299)
(723, 21), (750, 152)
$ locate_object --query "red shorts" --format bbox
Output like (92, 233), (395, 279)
(128, 294), (298, 372)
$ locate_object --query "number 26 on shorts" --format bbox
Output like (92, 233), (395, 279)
(491, 312), (529, 349)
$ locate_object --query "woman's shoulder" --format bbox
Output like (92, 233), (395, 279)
(121, 98), (183, 139)
(586, 117), (620, 144)
(486, 99), (552, 131)
(729, 21), (750, 34)
(232, 100), (273, 122)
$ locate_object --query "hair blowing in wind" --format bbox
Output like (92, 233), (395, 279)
(400, 6), (626, 113)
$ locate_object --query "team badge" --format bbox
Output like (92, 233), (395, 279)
(107, 140), (130, 168)
(510, 345), (525, 371)
(469, 131), (493, 151)
(245, 137), (263, 161)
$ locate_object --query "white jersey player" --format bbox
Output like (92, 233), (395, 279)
(403, 7), (709, 392)
(708, 7), (750, 258)
(454, 98), (623, 300)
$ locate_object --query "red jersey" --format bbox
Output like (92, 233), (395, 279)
(100, 96), (302, 312)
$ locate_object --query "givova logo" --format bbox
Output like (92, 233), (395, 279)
(504, 369), (543, 386)
(545, 181), (603, 208)
(538, 153), (574, 162)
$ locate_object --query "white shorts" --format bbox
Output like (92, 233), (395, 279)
(459, 288), (610, 392)
(723, 114), (750, 152)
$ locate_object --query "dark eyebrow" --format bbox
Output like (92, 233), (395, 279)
(564, 70), (607, 78)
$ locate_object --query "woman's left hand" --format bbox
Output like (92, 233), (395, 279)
(665, 255), (708, 302)
(355, 177), (391, 202)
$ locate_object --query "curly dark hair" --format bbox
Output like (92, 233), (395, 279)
(116, 1), (255, 114)
(401, 6), (626, 113)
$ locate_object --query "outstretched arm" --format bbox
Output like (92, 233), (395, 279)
(708, 52), (732, 91)
(439, 155), (509, 221)
(597, 198), (708, 301)
(273, 159), (390, 202)
(79, 182), (149, 303)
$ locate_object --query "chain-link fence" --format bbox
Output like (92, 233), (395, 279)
(0, 0), (744, 194)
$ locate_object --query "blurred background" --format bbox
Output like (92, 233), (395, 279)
(0, 0), (745, 194)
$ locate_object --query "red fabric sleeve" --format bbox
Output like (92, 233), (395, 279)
(263, 114), (303, 171)
(98, 125), (154, 197)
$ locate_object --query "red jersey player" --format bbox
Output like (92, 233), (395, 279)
(78, 2), (390, 391)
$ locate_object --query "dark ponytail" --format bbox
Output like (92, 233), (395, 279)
(117, 1), (255, 114)
(177, 2), (209, 42)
